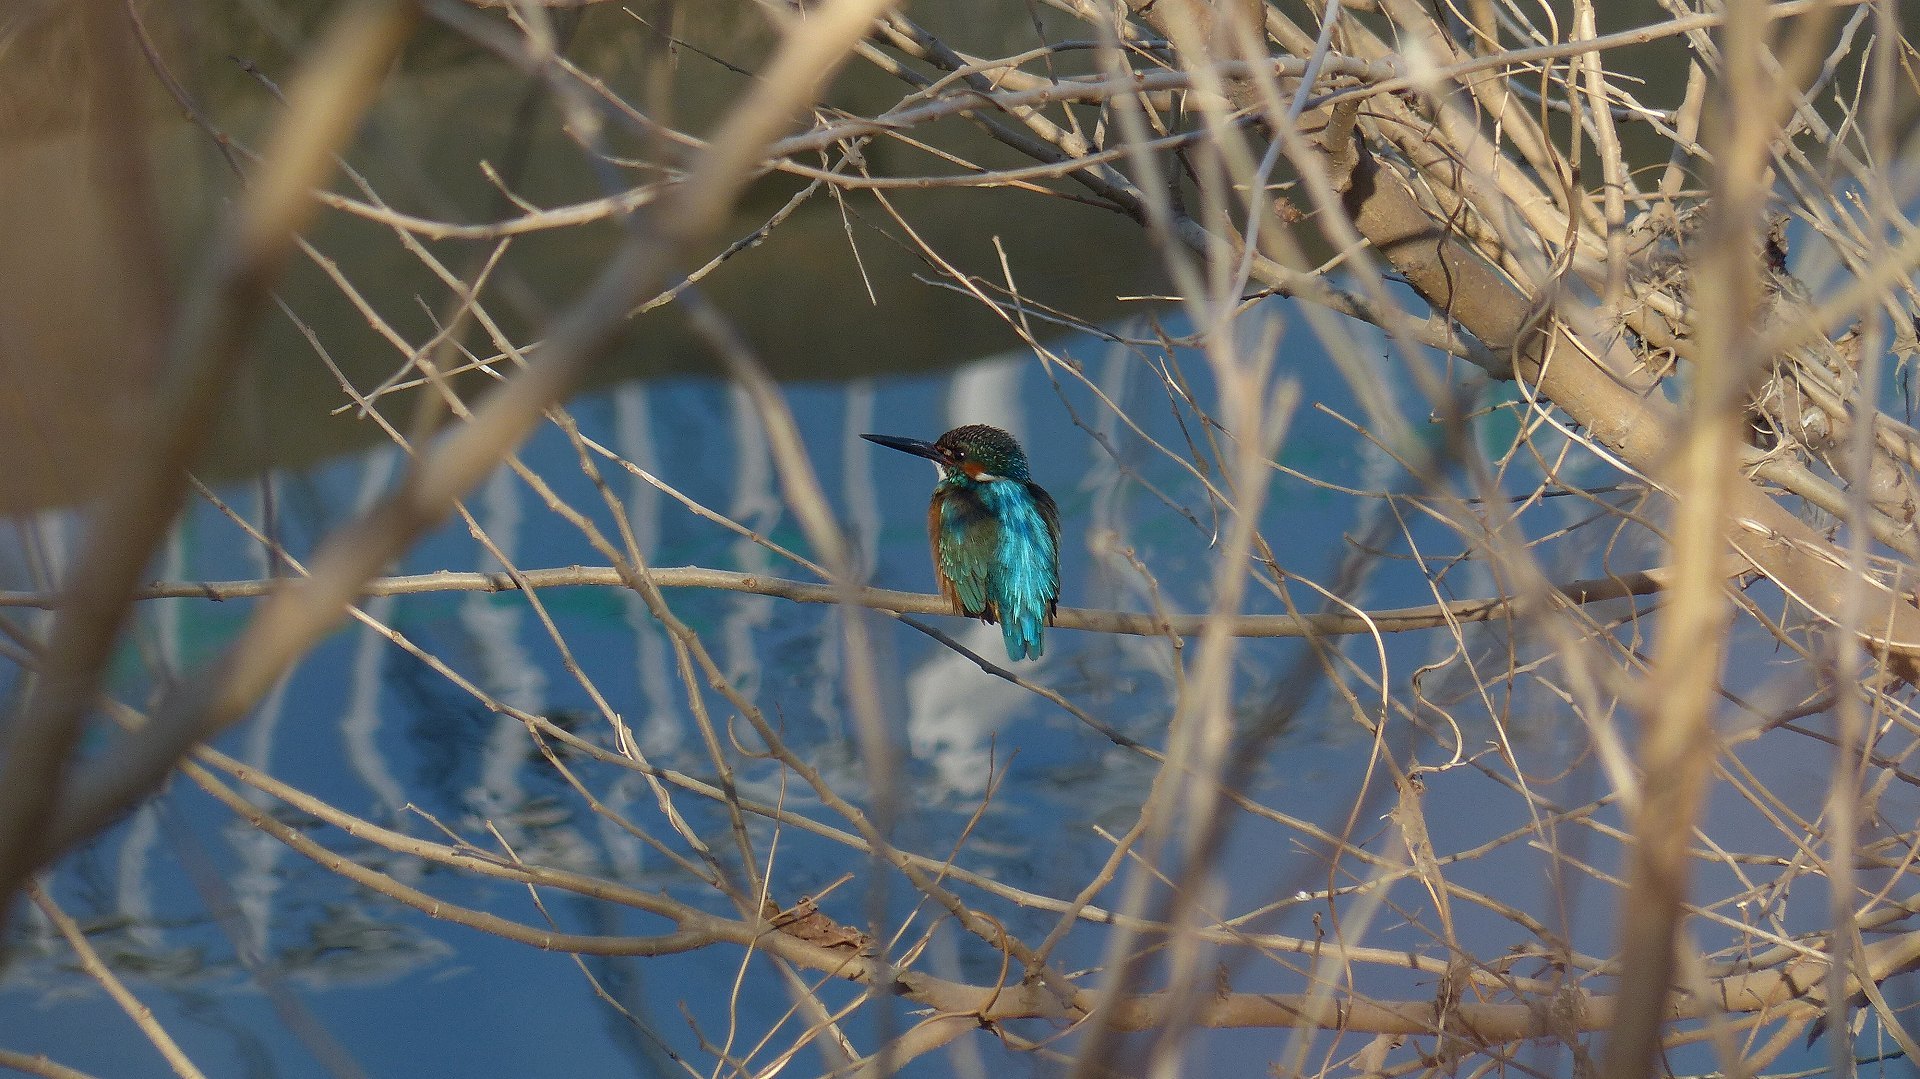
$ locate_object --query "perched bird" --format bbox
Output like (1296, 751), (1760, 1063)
(861, 424), (1061, 661)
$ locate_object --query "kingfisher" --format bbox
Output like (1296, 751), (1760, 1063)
(861, 424), (1061, 661)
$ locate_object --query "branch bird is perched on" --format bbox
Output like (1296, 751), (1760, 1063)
(861, 425), (1061, 661)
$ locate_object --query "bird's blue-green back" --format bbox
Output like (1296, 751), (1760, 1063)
(865, 423), (1061, 661)
(926, 427), (1060, 660)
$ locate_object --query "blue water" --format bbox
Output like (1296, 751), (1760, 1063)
(2, 310), (1901, 1076)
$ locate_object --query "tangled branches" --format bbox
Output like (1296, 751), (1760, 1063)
(6, 1), (1920, 1076)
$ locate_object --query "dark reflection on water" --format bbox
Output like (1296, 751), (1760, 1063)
(0, 310), (1892, 1076)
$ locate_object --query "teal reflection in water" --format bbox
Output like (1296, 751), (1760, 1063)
(1, 315), (1863, 1078)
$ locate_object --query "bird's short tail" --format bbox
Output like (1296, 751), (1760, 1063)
(1001, 612), (1046, 661)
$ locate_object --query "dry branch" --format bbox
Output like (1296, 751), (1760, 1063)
(7, 0), (903, 913)
(0, 563), (1675, 637)
(0, 0), (423, 928)
(12, 1), (1920, 1073)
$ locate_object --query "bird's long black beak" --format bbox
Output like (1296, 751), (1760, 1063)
(861, 433), (944, 462)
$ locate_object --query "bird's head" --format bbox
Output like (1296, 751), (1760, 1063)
(861, 424), (1032, 484)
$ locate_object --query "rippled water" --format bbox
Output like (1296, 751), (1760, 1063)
(2, 311), (1885, 1076)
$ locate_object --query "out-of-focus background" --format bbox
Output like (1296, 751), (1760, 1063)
(4, 2), (1920, 1076)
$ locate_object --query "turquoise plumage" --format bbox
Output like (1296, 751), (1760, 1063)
(862, 425), (1061, 660)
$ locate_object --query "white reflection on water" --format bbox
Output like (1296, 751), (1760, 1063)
(611, 382), (685, 762)
(461, 467), (543, 856)
(2, 334), (1880, 1079)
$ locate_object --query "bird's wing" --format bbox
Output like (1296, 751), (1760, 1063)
(930, 488), (997, 620)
